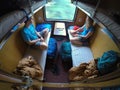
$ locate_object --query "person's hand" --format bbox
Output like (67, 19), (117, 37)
(37, 39), (41, 41)
(73, 34), (79, 37)
(39, 37), (44, 41)
(78, 29), (83, 32)
(79, 35), (83, 37)
(44, 28), (49, 32)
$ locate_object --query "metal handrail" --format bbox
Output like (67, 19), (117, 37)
(0, 69), (120, 88)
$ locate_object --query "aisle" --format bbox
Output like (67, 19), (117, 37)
(43, 36), (70, 90)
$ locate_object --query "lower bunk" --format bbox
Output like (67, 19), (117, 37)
(0, 22), (52, 90)
(67, 23), (120, 84)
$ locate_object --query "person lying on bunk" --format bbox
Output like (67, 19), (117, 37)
(69, 16), (94, 46)
(21, 17), (49, 50)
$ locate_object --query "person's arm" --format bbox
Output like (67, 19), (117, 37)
(79, 26), (94, 39)
(26, 39), (41, 45)
(35, 31), (44, 41)
(23, 30), (41, 45)
(79, 31), (93, 39)
(79, 24), (85, 30)
(76, 24), (85, 32)
(35, 31), (42, 38)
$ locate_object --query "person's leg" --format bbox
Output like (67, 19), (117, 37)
(39, 42), (48, 50)
(70, 30), (76, 36)
(37, 28), (49, 50)
(41, 28), (49, 40)
(70, 30), (79, 37)
(35, 41), (48, 50)
(70, 37), (83, 45)
(82, 41), (89, 46)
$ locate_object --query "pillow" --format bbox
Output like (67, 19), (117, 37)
(68, 25), (79, 30)
(73, 26), (79, 30)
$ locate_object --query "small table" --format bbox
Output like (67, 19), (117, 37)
(53, 22), (66, 36)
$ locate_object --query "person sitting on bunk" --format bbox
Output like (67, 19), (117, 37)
(69, 16), (94, 46)
(21, 17), (49, 50)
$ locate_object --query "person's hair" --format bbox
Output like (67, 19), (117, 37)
(24, 16), (32, 24)
(87, 16), (94, 25)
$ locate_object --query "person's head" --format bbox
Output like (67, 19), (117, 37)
(86, 16), (94, 28)
(25, 17), (33, 27)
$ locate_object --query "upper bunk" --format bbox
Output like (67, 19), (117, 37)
(0, 0), (47, 49)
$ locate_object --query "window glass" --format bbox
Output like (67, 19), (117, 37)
(45, 0), (76, 21)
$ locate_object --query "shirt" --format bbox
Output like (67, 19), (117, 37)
(21, 24), (38, 42)
(80, 26), (94, 36)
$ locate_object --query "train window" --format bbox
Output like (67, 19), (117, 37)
(45, 0), (76, 21)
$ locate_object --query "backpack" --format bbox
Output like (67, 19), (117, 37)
(60, 41), (72, 60)
(47, 38), (57, 60)
(97, 50), (118, 75)
(36, 23), (52, 32)
(60, 41), (72, 70)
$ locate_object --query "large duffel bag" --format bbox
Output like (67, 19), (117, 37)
(47, 38), (57, 60)
(36, 23), (52, 32)
(60, 41), (72, 71)
(97, 50), (118, 75)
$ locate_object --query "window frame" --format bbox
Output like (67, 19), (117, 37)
(44, 1), (77, 22)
